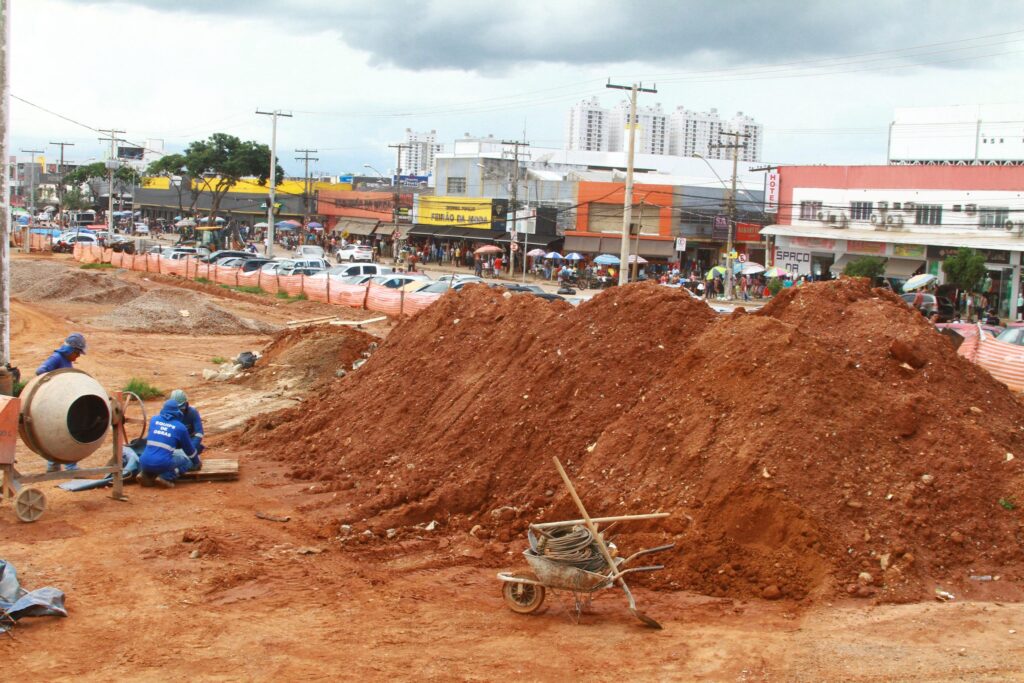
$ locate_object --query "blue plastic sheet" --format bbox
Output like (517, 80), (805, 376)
(58, 446), (140, 492)
(0, 559), (67, 632)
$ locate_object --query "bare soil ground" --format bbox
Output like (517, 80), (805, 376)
(2, 254), (1022, 681)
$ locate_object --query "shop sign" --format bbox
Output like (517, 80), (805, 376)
(736, 222), (763, 242)
(712, 215), (729, 241)
(789, 236), (835, 250)
(846, 240), (887, 255)
(773, 246), (812, 276)
(415, 196), (495, 229)
(764, 172), (779, 214)
(892, 243), (926, 259)
(675, 237), (687, 252)
(926, 245), (1011, 265)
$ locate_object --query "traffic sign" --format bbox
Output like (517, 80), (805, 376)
(738, 253), (748, 263)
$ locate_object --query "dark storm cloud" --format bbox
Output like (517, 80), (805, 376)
(72, 0), (1024, 71)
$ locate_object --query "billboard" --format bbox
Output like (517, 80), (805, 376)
(773, 246), (811, 277)
(415, 196), (500, 229)
(764, 172), (779, 214)
(321, 191), (411, 221)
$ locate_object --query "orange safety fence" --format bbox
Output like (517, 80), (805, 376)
(958, 325), (1024, 392)
(70, 245), (440, 317)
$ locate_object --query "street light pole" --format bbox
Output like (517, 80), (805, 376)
(709, 132), (749, 300)
(606, 80), (656, 285)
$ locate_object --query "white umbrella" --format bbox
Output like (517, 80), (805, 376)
(627, 254), (648, 264)
(175, 218), (196, 228)
(254, 222), (269, 228)
(741, 262), (765, 275)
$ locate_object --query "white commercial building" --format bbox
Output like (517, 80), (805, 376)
(401, 129), (444, 176)
(565, 96), (609, 152)
(888, 104), (1024, 166)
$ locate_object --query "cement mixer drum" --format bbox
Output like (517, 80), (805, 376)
(18, 369), (113, 464)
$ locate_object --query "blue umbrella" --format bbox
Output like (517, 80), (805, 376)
(564, 252), (584, 261)
(594, 253), (620, 265)
(544, 251), (563, 259)
(307, 221), (323, 229)
(275, 221), (296, 231)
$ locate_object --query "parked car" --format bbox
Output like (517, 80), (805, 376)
(53, 232), (98, 253)
(216, 257), (246, 268)
(437, 274), (484, 285)
(995, 327), (1024, 346)
(496, 283), (564, 301)
(328, 263), (394, 278)
(335, 243), (373, 263)
(133, 223), (150, 235)
(339, 274), (376, 285)
(900, 293), (955, 322)
(279, 257), (330, 276)
(294, 245), (325, 259)
(261, 260), (289, 275)
(203, 250), (252, 264)
(238, 258), (272, 273)
(415, 280), (486, 294)
(371, 273), (431, 289)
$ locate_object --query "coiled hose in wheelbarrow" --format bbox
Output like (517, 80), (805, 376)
(535, 526), (609, 573)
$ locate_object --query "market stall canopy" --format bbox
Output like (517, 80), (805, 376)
(627, 255), (648, 264)
(254, 222), (268, 228)
(564, 252), (584, 261)
(307, 221), (323, 229)
(884, 258), (926, 280)
(175, 218), (196, 228)
(545, 251), (564, 260)
(526, 248), (547, 257)
(593, 254), (619, 265)
(764, 267), (787, 278)
(474, 245), (503, 255)
(334, 218), (379, 236)
(903, 273), (938, 292)
(741, 262), (765, 275)
(705, 265), (727, 280)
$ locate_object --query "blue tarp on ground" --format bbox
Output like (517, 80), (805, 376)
(58, 446), (141, 492)
(0, 559), (67, 632)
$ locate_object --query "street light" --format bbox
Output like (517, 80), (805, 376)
(363, 164), (388, 184)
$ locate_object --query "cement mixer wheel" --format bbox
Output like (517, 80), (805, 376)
(14, 487), (46, 523)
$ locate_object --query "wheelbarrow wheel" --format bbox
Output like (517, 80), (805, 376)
(502, 575), (546, 614)
(14, 487), (46, 523)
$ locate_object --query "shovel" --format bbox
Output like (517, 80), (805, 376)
(552, 457), (663, 629)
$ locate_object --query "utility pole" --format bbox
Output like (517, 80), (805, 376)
(50, 141), (74, 224)
(256, 109), (292, 258)
(0, 0), (10, 383)
(710, 130), (749, 300)
(388, 143), (409, 256)
(294, 148), (318, 243)
(606, 79), (656, 285)
(19, 148), (42, 216)
(501, 139), (529, 277)
(98, 129), (125, 234)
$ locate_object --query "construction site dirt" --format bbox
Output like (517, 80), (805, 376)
(3, 253), (1023, 681)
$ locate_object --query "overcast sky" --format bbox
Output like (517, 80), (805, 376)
(10, 0), (1024, 176)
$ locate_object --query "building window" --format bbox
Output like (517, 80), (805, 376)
(446, 177), (467, 193)
(850, 201), (873, 221)
(799, 201), (822, 220)
(915, 204), (942, 226)
(979, 206), (1010, 229)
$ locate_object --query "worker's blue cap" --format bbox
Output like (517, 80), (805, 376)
(65, 332), (86, 354)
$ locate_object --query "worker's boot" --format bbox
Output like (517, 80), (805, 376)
(154, 477), (175, 489)
(139, 472), (155, 487)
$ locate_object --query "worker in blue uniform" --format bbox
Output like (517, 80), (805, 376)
(35, 333), (88, 473)
(139, 399), (198, 489)
(169, 389), (204, 458)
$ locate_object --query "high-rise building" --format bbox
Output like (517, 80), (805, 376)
(667, 108), (762, 162)
(607, 101), (667, 155)
(565, 96), (610, 152)
(402, 129), (444, 175)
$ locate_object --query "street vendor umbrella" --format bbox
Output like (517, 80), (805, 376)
(474, 245), (502, 255)
(175, 218), (196, 228)
(283, 219), (301, 227)
(627, 254), (648, 264)
(526, 248), (546, 257)
(307, 221), (323, 229)
(741, 262), (765, 275)
(705, 266), (727, 280)
(214, 216), (226, 223)
(763, 266), (788, 278)
(564, 252), (584, 260)
(902, 273), (937, 292)
(593, 253), (619, 265)
(544, 251), (564, 260)
(274, 222), (296, 231)
(254, 222), (268, 228)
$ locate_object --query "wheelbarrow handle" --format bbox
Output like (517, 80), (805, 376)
(621, 543), (676, 566)
(616, 565), (665, 578)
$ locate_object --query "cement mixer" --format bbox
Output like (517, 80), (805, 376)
(0, 369), (146, 522)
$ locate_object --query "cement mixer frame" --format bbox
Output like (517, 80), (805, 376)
(0, 369), (148, 522)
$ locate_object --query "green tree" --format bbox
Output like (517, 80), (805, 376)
(178, 133), (283, 221)
(941, 247), (987, 293)
(64, 162), (141, 202)
(61, 186), (93, 211)
(146, 153), (197, 216)
(844, 256), (887, 280)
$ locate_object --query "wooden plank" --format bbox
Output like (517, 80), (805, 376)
(179, 458), (239, 482)
(286, 314), (339, 327)
(330, 316), (387, 327)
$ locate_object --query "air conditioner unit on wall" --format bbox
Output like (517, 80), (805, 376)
(837, 213), (849, 228)
(828, 214), (837, 223)
(965, 204), (977, 215)
(1006, 219), (1016, 231)
(817, 210), (827, 220)
(869, 213), (881, 225)
(892, 202), (902, 210)
(904, 202), (916, 211)
(876, 201), (889, 210)
(953, 204), (962, 212)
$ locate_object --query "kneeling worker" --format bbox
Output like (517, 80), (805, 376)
(170, 389), (204, 458)
(139, 399), (198, 489)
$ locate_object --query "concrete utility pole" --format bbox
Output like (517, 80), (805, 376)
(710, 130), (749, 299)
(388, 143), (409, 254)
(1, 0), (11, 378)
(606, 79), (657, 286)
(50, 140), (74, 224)
(294, 148), (318, 241)
(501, 139), (529, 276)
(256, 109), (292, 258)
(19, 148), (42, 215)
(98, 129), (125, 233)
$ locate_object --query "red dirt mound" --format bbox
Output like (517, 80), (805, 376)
(241, 279), (1024, 603)
(238, 324), (379, 390)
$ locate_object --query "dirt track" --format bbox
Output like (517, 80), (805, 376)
(3, 254), (1023, 681)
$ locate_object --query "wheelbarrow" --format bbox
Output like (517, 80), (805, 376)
(496, 457), (674, 628)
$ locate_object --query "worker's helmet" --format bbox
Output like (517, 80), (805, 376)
(170, 389), (188, 407)
(65, 332), (87, 354)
